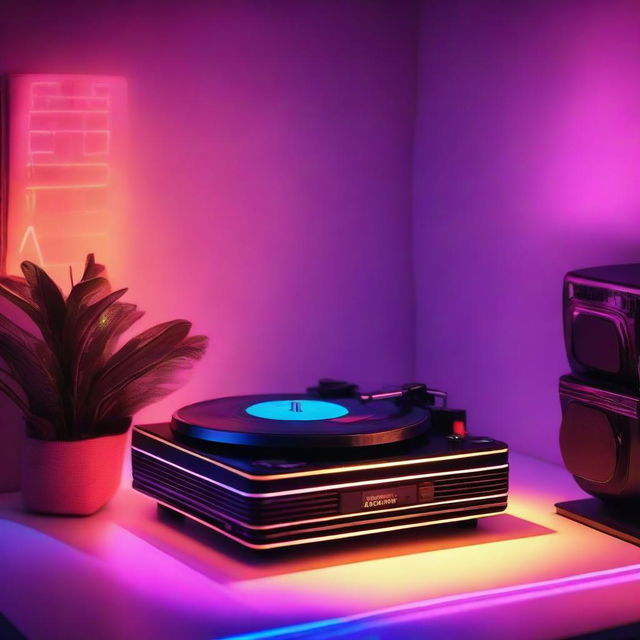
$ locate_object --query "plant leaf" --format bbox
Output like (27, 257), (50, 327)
(96, 335), (208, 425)
(0, 254), (209, 440)
(63, 287), (127, 369)
(66, 277), (112, 318)
(77, 302), (144, 375)
(0, 313), (64, 435)
(87, 320), (194, 423)
(74, 301), (144, 426)
(0, 373), (30, 414)
(20, 261), (66, 355)
(80, 253), (107, 282)
(0, 275), (33, 302)
(0, 276), (45, 330)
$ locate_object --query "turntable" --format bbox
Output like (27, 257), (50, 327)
(131, 380), (509, 550)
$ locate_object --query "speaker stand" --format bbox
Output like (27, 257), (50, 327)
(556, 498), (640, 547)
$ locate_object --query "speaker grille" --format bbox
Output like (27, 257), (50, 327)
(572, 313), (622, 374)
(132, 449), (508, 528)
(560, 402), (619, 483)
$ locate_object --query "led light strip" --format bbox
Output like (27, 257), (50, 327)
(221, 563), (640, 639)
(24, 183), (108, 190)
(152, 497), (504, 550)
(29, 109), (110, 113)
(132, 446), (509, 498)
(133, 427), (508, 481)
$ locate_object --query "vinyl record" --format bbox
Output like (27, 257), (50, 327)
(171, 393), (429, 448)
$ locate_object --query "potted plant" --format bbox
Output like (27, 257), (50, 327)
(0, 254), (208, 515)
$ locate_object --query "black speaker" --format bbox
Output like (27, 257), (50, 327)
(563, 264), (640, 388)
(559, 374), (640, 505)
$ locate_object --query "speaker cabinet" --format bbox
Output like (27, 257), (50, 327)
(559, 375), (640, 505)
(564, 264), (640, 388)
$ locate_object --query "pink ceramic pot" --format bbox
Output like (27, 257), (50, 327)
(21, 432), (128, 515)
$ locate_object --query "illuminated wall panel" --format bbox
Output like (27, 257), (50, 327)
(4, 74), (126, 288)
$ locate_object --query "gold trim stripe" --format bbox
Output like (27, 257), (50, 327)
(132, 446), (508, 498)
(153, 498), (505, 550)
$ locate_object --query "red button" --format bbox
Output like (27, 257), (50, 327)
(453, 420), (466, 437)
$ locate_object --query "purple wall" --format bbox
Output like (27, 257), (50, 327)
(413, 0), (640, 463)
(4, 0), (640, 466)
(0, 1), (419, 427)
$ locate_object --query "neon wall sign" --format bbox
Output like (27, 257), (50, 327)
(3, 74), (126, 288)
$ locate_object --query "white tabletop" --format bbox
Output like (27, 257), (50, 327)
(1, 452), (639, 640)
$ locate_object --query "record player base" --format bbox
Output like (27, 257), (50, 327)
(555, 498), (640, 547)
(156, 501), (483, 531)
(154, 499), (488, 550)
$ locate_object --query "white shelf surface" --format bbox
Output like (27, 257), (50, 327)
(1, 452), (639, 639)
